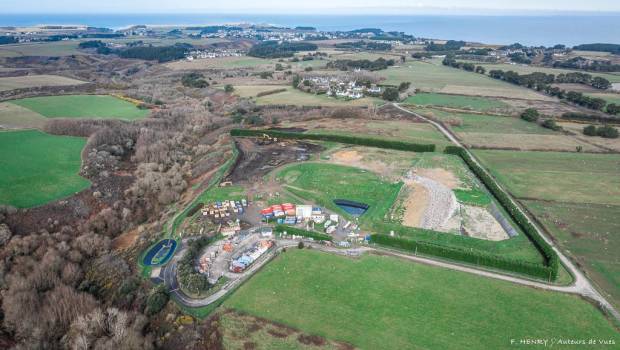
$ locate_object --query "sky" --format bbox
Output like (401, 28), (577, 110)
(3, 0), (620, 14)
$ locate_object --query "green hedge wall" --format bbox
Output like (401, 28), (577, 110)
(274, 225), (333, 241)
(371, 234), (553, 279)
(444, 146), (559, 280)
(230, 128), (436, 152)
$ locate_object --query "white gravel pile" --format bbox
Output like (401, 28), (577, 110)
(415, 175), (457, 230)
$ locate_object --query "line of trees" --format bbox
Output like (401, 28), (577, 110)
(484, 69), (614, 112)
(573, 43), (620, 54)
(553, 56), (620, 72)
(117, 43), (192, 62)
(334, 41), (392, 51)
(248, 41), (318, 58)
(326, 57), (395, 71)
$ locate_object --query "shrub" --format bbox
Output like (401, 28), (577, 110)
(398, 82), (411, 92)
(224, 84), (234, 93)
(583, 125), (598, 136)
(597, 125), (619, 138)
(181, 72), (209, 88)
(542, 119), (561, 131)
(520, 108), (540, 122)
(382, 87), (400, 101)
(145, 285), (169, 315)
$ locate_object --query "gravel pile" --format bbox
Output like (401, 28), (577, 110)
(415, 175), (457, 230)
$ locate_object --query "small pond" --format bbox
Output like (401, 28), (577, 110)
(143, 239), (177, 266)
(334, 199), (369, 217)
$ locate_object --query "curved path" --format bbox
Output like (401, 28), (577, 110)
(392, 103), (620, 321)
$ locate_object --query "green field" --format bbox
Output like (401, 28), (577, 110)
(165, 56), (276, 70)
(377, 59), (548, 100)
(300, 119), (452, 151)
(586, 93), (620, 106)
(413, 107), (554, 135)
(0, 130), (90, 208)
(0, 74), (85, 92)
(474, 150), (620, 309)
(474, 150), (620, 205)
(404, 92), (509, 111)
(0, 41), (83, 58)
(198, 185), (246, 204)
(276, 162), (402, 224)
(225, 249), (618, 350)
(410, 106), (597, 151)
(11, 95), (149, 120)
(0, 102), (47, 129)
(454, 188), (492, 206)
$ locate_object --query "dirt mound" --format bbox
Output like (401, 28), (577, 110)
(402, 181), (429, 227)
(416, 168), (459, 189)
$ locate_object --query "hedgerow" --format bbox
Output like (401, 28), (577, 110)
(230, 129), (436, 152)
(274, 225), (333, 241)
(371, 234), (553, 279)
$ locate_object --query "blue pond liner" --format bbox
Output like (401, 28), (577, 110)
(333, 199), (369, 217)
(143, 239), (177, 266)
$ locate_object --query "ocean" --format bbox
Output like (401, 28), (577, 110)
(1, 13), (619, 47)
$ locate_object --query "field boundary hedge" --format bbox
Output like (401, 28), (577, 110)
(443, 146), (558, 280)
(371, 234), (552, 278)
(274, 225), (333, 241)
(230, 128), (436, 152)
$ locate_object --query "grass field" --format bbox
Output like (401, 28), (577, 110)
(0, 74), (85, 92)
(413, 107), (555, 135)
(225, 249), (618, 350)
(474, 150), (620, 205)
(165, 56), (276, 70)
(524, 200), (620, 309)
(255, 87), (382, 107)
(411, 107), (599, 151)
(404, 92), (509, 111)
(11, 95), (149, 120)
(0, 41), (83, 58)
(585, 92), (620, 106)
(0, 102), (47, 129)
(0, 130), (90, 208)
(474, 150), (620, 309)
(377, 59), (549, 100)
(276, 162), (402, 224)
(291, 118), (451, 151)
(198, 185), (246, 204)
